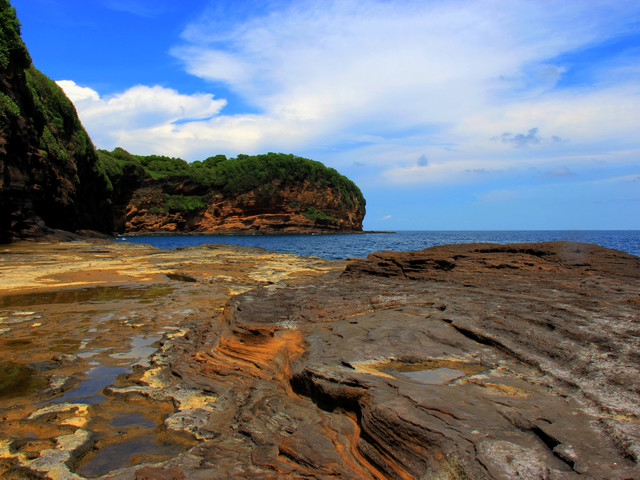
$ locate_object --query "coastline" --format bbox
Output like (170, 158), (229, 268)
(114, 229), (395, 237)
(112, 229), (640, 259)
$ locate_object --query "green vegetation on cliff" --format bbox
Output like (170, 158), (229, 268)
(25, 67), (97, 167)
(0, 0), (29, 73)
(0, 0), (28, 119)
(98, 149), (366, 213)
(1, 0), (100, 172)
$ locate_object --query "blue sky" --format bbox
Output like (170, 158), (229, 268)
(12, 0), (640, 230)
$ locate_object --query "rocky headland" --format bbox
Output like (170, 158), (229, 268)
(1, 1), (365, 242)
(101, 150), (365, 235)
(1, 239), (639, 479)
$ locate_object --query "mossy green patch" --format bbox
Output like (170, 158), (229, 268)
(0, 361), (43, 399)
(302, 207), (339, 223)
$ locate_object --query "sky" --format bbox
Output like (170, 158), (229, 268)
(11, 0), (640, 230)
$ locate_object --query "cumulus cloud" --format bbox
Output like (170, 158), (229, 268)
(56, 81), (227, 152)
(57, 80), (100, 102)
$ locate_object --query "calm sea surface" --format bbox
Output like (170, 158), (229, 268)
(114, 231), (640, 261)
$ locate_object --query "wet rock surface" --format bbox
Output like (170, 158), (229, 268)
(0, 239), (337, 479)
(1, 240), (639, 479)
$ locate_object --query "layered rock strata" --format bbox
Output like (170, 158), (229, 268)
(150, 241), (640, 478)
(118, 178), (364, 234)
(1, 241), (639, 479)
(0, 239), (340, 479)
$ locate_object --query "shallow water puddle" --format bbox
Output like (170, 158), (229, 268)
(110, 411), (158, 429)
(356, 358), (487, 385)
(0, 362), (44, 399)
(72, 398), (198, 478)
(0, 284), (173, 308)
(0, 277), (205, 477)
(55, 365), (130, 404)
(75, 430), (196, 478)
(399, 367), (467, 384)
(110, 335), (162, 366)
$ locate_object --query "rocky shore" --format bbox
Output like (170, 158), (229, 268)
(1, 240), (639, 479)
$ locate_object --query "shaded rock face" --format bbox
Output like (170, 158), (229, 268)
(0, 4), (112, 242)
(117, 177), (365, 233)
(164, 241), (640, 479)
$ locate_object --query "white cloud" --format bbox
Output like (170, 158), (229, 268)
(172, 47), (251, 85)
(458, 82), (640, 148)
(56, 81), (226, 152)
(59, 0), (640, 178)
(57, 80), (99, 102)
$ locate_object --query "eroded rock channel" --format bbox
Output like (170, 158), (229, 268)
(1, 240), (639, 479)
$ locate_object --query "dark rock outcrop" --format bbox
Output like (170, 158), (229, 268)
(0, 1), (112, 242)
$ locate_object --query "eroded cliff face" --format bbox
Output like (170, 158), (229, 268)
(0, 2), (112, 242)
(117, 177), (365, 233)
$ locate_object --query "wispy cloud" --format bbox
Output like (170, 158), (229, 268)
(542, 166), (577, 178)
(495, 128), (565, 148)
(62, 0), (640, 184)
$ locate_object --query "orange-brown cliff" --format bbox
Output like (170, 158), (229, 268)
(102, 150), (366, 234)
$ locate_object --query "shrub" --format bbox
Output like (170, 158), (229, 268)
(302, 207), (338, 223)
(163, 194), (207, 213)
(0, 91), (19, 117)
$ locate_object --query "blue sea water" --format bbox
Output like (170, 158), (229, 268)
(115, 230), (640, 261)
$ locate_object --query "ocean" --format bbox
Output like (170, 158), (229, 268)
(114, 230), (640, 261)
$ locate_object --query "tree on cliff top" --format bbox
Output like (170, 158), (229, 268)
(99, 149), (366, 212)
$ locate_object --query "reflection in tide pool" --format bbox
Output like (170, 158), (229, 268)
(399, 367), (466, 384)
(75, 431), (196, 478)
(55, 365), (130, 404)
